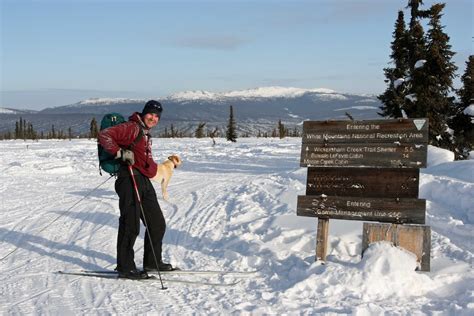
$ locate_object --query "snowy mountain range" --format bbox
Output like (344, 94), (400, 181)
(0, 86), (382, 135)
(0, 107), (36, 115)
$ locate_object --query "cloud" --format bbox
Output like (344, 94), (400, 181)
(172, 35), (249, 51)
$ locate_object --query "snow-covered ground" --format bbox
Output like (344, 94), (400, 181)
(0, 138), (472, 314)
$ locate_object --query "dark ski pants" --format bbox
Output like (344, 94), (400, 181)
(115, 171), (166, 272)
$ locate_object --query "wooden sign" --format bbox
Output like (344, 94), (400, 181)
(300, 143), (427, 168)
(362, 223), (431, 271)
(296, 118), (430, 264)
(297, 195), (426, 224)
(306, 167), (419, 198)
(302, 119), (429, 144)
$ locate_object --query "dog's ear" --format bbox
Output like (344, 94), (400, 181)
(168, 155), (182, 166)
(168, 155), (178, 163)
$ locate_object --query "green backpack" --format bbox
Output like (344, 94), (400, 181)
(97, 113), (143, 175)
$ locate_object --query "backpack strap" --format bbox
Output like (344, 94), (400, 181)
(117, 123), (146, 172)
(126, 125), (144, 151)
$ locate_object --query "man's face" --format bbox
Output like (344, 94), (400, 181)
(143, 113), (159, 129)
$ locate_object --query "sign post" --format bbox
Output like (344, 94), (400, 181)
(296, 118), (431, 270)
(316, 218), (329, 261)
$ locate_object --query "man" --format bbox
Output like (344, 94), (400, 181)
(98, 100), (173, 279)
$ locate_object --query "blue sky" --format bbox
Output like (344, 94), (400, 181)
(1, 0), (472, 110)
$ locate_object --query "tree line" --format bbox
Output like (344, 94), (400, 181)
(0, 106), (298, 141)
(0, 117), (78, 140)
(379, 0), (472, 159)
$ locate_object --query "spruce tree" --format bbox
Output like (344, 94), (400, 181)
(226, 105), (237, 142)
(51, 125), (56, 139)
(423, 3), (458, 147)
(19, 117), (24, 139)
(278, 119), (286, 139)
(171, 124), (175, 137)
(406, 0), (427, 69)
(402, 0), (428, 119)
(458, 56), (474, 110)
(15, 121), (19, 139)
(449, 56), (473, 159)
(404, 19), (428, 118)
(89, 118), (98, 139)
(195, 123), (206, 138)
(170, 124), (178, 138)
(380, 1), (460, 148)
(27, 123), (36, 139)
(379, 11), (410, 118)
(23, 118), (27, 139)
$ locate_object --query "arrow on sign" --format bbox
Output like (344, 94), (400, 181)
(413, 119), (426, 131)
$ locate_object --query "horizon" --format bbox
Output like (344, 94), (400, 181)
(0, 85), (374, 112)
(1, 0), (472, 110)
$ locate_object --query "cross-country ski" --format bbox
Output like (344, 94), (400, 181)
(77, 268), (260, 276)
(56, 271), (241, 287)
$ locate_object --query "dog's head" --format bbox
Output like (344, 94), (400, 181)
(168, 155), (182, 168)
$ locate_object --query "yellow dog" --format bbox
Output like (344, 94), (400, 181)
(151, 155), (182, 201)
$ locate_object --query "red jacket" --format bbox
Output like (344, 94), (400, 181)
(98, 112), (157, 178)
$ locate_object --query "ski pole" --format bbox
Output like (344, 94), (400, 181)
(128, 165), (167, 290)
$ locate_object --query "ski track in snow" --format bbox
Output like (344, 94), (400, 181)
(0, 138), (473, 314)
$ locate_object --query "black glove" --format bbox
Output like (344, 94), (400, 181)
(116, 149), (135, 165)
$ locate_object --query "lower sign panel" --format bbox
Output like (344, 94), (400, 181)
(362, 223), (431, 271)
(297, 195), (425, 224)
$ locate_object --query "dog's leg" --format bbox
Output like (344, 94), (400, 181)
(161, 177), (170, 201)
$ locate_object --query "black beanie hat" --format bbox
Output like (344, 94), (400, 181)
(141, 100), (163, 117)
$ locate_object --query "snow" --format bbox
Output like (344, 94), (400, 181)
(355, 99), (378, 103)
(427, 145), (455, 166)
(1, 138), (473, 314)
(43, 86), (362, 110)
(0, 107), (18, 114)
(405, 93), (417, 103)
(464, 104), (474, 116)
(401, 109), (408, 119)
(334, 106), (379, 111)
(394, 78), (405, 89)
(76, 98), (146, 106)
(167, 90), (218, 101)
(167, 86), (340, 101)
(311, 92), (348, 101)
(415, 59), (427, 69)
